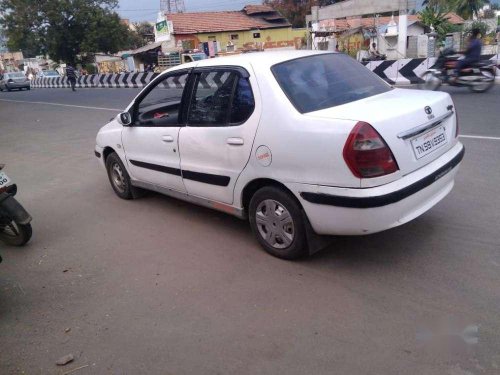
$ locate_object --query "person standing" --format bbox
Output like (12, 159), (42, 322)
(66, 63), (77, 91)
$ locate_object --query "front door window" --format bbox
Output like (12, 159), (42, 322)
(134, 72), (188, 127)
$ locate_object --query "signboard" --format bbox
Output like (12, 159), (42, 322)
(156, 20), (168, 36)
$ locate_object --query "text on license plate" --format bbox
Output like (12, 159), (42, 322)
(411, 126), (448, 160)
(0, 171), (11, 188)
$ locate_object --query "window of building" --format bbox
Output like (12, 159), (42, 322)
(253, 33), (261, 39)
(230, 34), (239, 40)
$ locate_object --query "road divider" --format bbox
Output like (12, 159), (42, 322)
(30, 54), (499, 89)
(362, 54), (499, 84)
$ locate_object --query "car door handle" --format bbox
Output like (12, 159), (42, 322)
(227, 137), (244, 146)
(162, 135), (174, 143)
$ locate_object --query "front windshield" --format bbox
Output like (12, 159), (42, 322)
(192, 54), (207, 61)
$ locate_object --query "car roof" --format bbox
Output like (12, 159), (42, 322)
(166, 50), (334, 74)
(198, 50), (333, 69)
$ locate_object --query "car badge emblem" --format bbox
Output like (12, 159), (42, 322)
(425, 106), (434, 120)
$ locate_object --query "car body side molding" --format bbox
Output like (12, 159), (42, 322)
(129, 159), (230, 187)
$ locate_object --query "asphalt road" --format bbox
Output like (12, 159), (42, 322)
(0, 86), (499, 375)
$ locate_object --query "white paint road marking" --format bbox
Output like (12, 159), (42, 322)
(459, 135), (500, 141)
(0, 98), (122, 112)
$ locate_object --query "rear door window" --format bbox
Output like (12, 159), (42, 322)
(271, 53), (391, 113)
(186, 69), (255, 127)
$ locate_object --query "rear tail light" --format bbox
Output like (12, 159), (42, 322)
(343, 121), (399, 178)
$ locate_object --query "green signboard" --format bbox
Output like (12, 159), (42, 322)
(156, 20), (168, 35)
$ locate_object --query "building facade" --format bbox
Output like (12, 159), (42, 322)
(155, 5), (306, 54)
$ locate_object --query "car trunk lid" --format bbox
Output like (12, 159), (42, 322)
(306, 88), (458, 177)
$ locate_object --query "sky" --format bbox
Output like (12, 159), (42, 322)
(117, 0), (262, 22)
(117, 0), (500, 22)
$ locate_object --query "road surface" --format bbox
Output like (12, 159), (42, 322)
(0, 86), (499, 374)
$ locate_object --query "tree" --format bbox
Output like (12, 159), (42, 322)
(422, 0), (453, 11)
(133, 22), (155, 46)
(463, 19), (490, 35)
(0, 0), (137, 62)
(453, 0), (490, 19)
(263, 1), (338, 28)
(419, 5), (455, 41)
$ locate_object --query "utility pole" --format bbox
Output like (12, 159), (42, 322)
(398, 0), (417, 58)
(160, 0), (185, 14)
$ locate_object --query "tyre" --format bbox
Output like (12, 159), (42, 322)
(7, 87), (11, 92)
(468, 70), (495, 93)
(105, 152), (133, 199)
(0, 221), (32, 246)
(420, 71), (442, 91)
(249, 186), (307, 260)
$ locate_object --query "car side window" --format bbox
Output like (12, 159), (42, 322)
(187, 71), (237, 127)
(230, 77), (255, 124)
(134, 72), (188, 127)
(187, 70), (255, 127)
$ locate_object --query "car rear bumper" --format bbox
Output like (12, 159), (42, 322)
(287, 142), (464, 235)
(6, 82), (30, 89)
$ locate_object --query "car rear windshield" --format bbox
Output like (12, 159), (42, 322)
(7, 72), (25, 78)
(45, 71), (59, 76)
(271, 53), (391, 114)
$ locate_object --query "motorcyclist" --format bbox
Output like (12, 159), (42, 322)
(454, 28), (482, 79)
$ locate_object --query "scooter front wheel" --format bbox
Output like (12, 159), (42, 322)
(420, 71), (442, 91)
(0, 220), (32, 246)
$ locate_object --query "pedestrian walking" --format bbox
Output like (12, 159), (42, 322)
(66, 63), (77, 91)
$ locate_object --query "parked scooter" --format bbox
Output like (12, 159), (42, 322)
(362, 54), (387, 62)
(0, 164), (32, 246)
(420, 48), (496, 93)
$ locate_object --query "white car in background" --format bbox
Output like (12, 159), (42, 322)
(95, 51), (464, 259)
(38, 70), (61, 78)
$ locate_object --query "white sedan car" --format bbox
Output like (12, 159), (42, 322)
(95, 51), (464, 259)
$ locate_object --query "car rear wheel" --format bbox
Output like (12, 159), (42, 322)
(105, 152), (133, 200)
(249, 186), (307, 260)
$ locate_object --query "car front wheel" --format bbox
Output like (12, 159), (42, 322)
(249, 186), (307, 260)
(105, 152), (133, 199)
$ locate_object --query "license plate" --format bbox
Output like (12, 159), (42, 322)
(0, 171), (11, 188)
(411, 126), (448, 160)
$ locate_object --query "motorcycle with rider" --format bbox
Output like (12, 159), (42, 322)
(421, 28), (496, 93)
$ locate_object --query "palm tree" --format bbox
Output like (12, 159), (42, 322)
(422, 0), (451, 10)
(453, 0), (490, 19)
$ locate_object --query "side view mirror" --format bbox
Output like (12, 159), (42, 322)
(118, 112), (132, 126)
